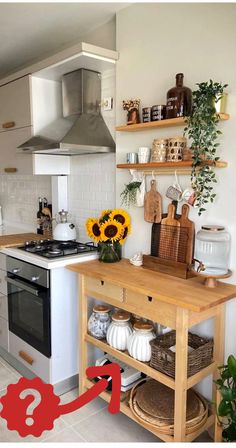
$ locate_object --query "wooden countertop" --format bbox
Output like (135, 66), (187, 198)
(0, 233), (42, 249)
(67, 259), (236, 312)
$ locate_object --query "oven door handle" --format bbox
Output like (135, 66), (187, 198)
(7, 276), (40, 297)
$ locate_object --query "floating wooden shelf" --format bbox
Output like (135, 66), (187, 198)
(116, 160), (228, 175)
(116, 113), (230, 132)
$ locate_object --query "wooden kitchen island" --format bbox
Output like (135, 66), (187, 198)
(67, 259), (236, 443)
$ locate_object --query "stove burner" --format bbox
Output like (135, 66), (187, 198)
(19, 239), (97, 259)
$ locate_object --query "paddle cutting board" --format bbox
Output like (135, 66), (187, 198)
(0, 233), (42, 249)
(158, 204), (180, 261)
(179, 204), (195, 264)
(144, 180), (162, 223)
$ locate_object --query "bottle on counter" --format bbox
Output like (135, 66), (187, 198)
(37, 197), (43, 235)
(166, 73), (192, 119)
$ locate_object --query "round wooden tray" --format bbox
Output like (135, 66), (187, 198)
(191, 268), (232, 288)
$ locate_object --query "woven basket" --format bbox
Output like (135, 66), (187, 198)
(129, 378), (208, 436)
(150, 330), (213, 378)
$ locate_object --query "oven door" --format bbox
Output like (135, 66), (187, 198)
(7, 274), (51, 357)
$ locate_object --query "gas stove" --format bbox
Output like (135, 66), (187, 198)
(19, 239), (97, 259)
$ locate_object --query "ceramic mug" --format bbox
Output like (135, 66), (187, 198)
(181, 188), (196, 205)
(138, 147), (150, 163)
(127, 152), (138, 164)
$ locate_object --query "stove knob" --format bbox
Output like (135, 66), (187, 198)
(12, 268), (20, 274)
(31, 276), (40, 282)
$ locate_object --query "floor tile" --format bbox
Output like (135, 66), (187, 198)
(59, 388), (107, 425)
(0, 356), (21, 377)
(72, 408), (159, 443)
(42, 427), (86, 443)
(0, 362), (21, 391)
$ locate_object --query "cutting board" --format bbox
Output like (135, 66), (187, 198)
(158, 204), (180, 261)
(0, 233), (42, 249)
(144, 180), (162, 223)
(179, 204), (195, 264)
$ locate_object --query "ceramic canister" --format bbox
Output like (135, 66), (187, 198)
(87, 305), (111, 340)
(106, 311), (132, 351)
(127, 322), (156, 362)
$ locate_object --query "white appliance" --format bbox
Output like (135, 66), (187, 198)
(95, 354), (142, 392)
(53, 209), (76, 241)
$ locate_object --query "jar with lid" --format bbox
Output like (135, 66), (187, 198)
(106, 311), (132, 351)
(166, 73), (192, 119)
(87, 305), (111, 339)
(195, 225), (230, 275)
(127, 322), (156, 362)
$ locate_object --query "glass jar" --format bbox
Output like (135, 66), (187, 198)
(98, 241), (122, 263)
(195, 225), (230, 275)
(127, 322), (156, 362)
(106, 311), (132, 351)
(87, 305), (111, 339)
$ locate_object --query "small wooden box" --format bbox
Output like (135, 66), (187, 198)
(142, 254), (194, 279)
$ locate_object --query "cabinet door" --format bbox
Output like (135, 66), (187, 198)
(0, 76), (32, 132)
(0, 126), (33, 174)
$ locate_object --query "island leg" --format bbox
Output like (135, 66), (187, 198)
(174, 307), (189, 442)
(79, 274), (88, 395)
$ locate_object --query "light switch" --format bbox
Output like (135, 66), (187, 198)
(103, 97), (113, 111)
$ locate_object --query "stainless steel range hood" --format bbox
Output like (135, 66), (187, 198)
(18, 68), (115, 155)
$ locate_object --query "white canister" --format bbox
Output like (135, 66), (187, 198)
(128, 322), (156, 362)
(106, 311), (132, 351)
(87, 305), (111, 340)
(138, 147), (150, 163)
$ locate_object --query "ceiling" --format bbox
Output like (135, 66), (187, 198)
(0, 2), (127, 78)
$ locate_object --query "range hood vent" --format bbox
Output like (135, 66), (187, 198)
(18, 68), (115, 155)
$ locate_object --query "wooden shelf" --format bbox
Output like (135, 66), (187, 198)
(85, 378), (214, 443)
(116, 160), (228, 175)
(116, 113), (230, 132)
(85, 333), (217, 390)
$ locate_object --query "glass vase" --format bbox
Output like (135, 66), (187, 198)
(98, 241), (122, 263)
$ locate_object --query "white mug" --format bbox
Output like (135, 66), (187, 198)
(138, 147), (150, 163)
(181, 188), (196, 206)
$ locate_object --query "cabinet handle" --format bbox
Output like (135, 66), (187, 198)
(100, 280), (104, 286)
(147, 296), (153, 302)
(19, 350), (34, 365)
(2, 121), (15, 129)
(4, 168), (17, 173)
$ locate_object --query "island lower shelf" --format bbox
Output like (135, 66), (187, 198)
(85, 333), (217, 391)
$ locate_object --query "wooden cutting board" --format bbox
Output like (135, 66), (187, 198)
(144, 180), (162, 223)
(158, 204), (180, 261)
(0, 233), (42, 249)
(179, 204), (195, 264)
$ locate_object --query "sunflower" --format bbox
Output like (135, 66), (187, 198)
(86, 218), (101, 242)
(119, 223), (132, 245)
(100, 219), (123, 242)
(109, 209), (130, 227)
(99, 209), (112, 223)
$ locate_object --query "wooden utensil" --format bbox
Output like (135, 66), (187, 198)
(179, 204), (195, 264)
(158, 204), (180, 261)
(144, 179), (162, 223)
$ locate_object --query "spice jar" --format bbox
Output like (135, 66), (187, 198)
(127, 322), (156, 362)
(87, 305), (111, 339)
(151, 139), (168, 162)
(106, 311), (132, 351)
(195, 225), (230, 275)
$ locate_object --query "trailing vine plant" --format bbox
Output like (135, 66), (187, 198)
(184, 80), (228, 215)
(215, 354), (236, 442)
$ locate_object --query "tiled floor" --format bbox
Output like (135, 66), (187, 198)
(0, 356), (213, 443)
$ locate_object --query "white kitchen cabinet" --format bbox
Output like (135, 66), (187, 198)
(0, 76), (32, 132)
(0, 126), (33, 174)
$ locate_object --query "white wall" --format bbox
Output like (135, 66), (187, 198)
(116, 3), (236, 396)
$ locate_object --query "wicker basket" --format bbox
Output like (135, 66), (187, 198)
(129, 378), (208, 436)
(150, 330), (213, 378)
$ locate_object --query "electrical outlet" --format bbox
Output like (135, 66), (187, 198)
(103, 97), (113, 111)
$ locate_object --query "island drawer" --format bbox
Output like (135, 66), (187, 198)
(124, 290), (176, 329)
(85, 277), (124, 303)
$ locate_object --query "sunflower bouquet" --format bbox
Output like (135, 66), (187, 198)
(86, 209), (131, 263)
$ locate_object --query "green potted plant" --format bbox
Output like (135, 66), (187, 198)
(215, 354), (236, 442)
(184, 80), (228, 215)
